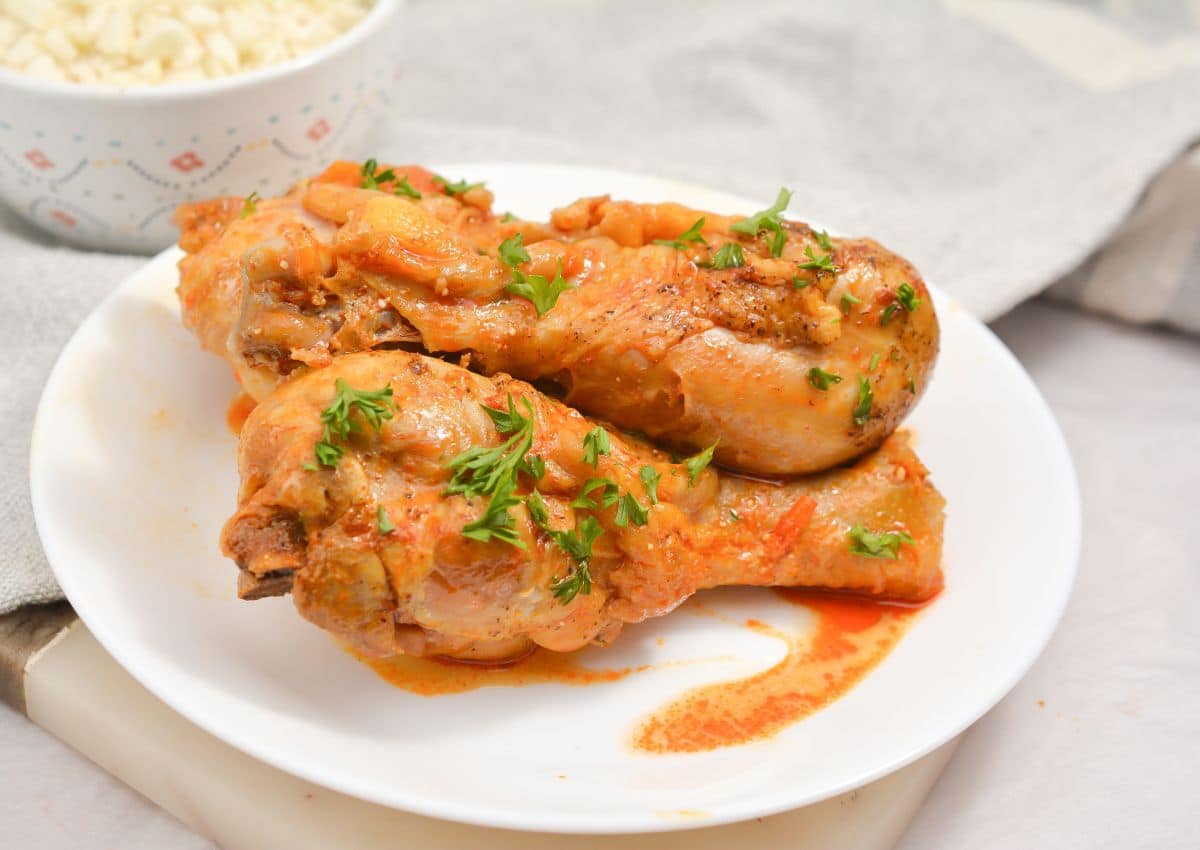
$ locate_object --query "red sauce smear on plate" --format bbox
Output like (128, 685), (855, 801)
(352, 590), (932, 751)
(226, 393), (257, 435)
(631, 591), (927, 754)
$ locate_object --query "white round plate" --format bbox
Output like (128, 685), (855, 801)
(30, 163), (1080, 834)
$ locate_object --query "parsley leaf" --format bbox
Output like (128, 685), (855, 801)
(548, 516), (604, 603)
(505, 258), (574, 316)
(847, 524), (914, 559)
(853, 375), (874, 426)
(700, 243), (746, 270)
(807, 367), (843, 390)
(522, 454), (546, 480)
(896, 282), (921, 312)
(882, 282), (922, 325)
(730, 187), (792, 258)
(313, 379), (396, 467)
(445, 396), (540, 549)
(461, 476), (525, 547)
(867, 352), (881, 372)
(434, 175), (484, 196)
(500, 211), (517, 223)
(684, 442), (717, 486)
(614, 492), (649, 528)
(792, 276), (810, 289)
(240, 191), (259, 219)
(799, 245), (839, 273)
(840, 291), (861, 313)
(378, 506), (395, 534)
(814, 229), (834, 252)
(360, 158), (397, 190)
(653, 217), (708, 250)
(394, 175), (421, 199)
(639, 465), (661, 504)
(498, 233), (531, 268)
(525, 489), (550, 525)
(445, 396), (535, 499)
(581, 427), (611, 468)
(314, 441), (343, 467)
(570, 477), (619, 510)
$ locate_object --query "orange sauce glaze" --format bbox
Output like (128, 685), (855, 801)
(226, 393), (257, 435)
(632, 591), (926, 753)
(353, 590), (931, 752)
(354, 648), (649, 696)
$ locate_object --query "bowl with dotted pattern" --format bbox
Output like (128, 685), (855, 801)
(0, 0), (401, 254)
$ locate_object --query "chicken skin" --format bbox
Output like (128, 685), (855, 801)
(223, 350), (944, 662)
(178, 162), (939, 476)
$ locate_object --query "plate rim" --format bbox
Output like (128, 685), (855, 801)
(29, 164), (1082, 834)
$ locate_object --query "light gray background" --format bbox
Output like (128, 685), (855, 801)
(2, 1), (1198, 847)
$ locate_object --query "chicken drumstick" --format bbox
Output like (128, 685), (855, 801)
(223, 350), (944, 662)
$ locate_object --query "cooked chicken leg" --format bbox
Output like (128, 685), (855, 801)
(223, 350), (944, 661)
(178, 162), (939, 476)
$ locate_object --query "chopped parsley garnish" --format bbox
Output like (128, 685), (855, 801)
(867, 352), (881, 372)
(853, 375), (874, 426)
(301, 462), (318, 472)
(814, 229), (834, 252)
(684, 442), (717, 486)
(360, 158), (396, 190)
(547, 515), (604, 603)
(500, 211), (517, 222)
(614, 492), (649, 528)
(314, 441), (343, 467)
(731, 187), (792, 258)
(525, 489), (550, 525)
(394, 175), (421, 199)
(799, 244), (839, 273)
(882, 282), (922, 325)
(729, 509), (740, 522)
(847, 524), (914, 559)
(807, 367), (843, 390)
(445, 395), (535, 499)
(896, 282), (921, 312)
(570, 477), (619, 510)
(523, 454), (546, 480)
(792, 276), (810, 289)
(505, 257), (574, 316)
(581, 426), (611, 468)
(460, 476), (524, 547)
(240, 191), (259, 219)
(377, 506), (395, 534)
(840, 291), (862, 313)
(639, 465), (661, 504)
(653, 216), (708, 250)
(700, 243), (745, 270)
(498, 233), (530, 267)
(434, 175), (484, 196)
(313, 379), (396, 468)
(907, 379), (917, 394)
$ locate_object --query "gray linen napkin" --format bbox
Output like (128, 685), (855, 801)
(3, 0), (1199, 612)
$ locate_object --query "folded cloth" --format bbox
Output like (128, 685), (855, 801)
(1050, 146), (1200, 335)
(3, 0), (1199, 613)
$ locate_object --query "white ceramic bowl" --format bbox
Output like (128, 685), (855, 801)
(0, 0), (401, 254)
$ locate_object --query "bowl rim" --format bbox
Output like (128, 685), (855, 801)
(0, 0), (401, 102)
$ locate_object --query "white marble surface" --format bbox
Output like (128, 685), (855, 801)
(3, 298), (1196, 848)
